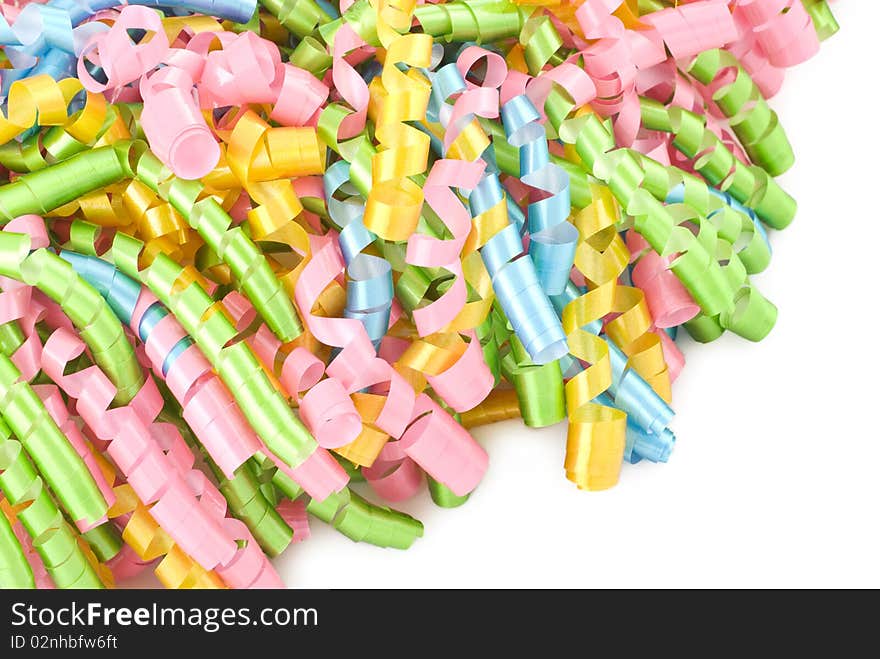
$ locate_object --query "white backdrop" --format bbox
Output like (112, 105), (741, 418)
(272, 2), (880, 589)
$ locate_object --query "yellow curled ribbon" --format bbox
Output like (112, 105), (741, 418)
(559, 182), (669, 490)
(109, 484), (225, 589)
(569, 183), (671, 402)
(364, 0), (432, 241)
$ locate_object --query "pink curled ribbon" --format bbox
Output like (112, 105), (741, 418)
(223, 290), (362, 451)
(39, 326), (280, 587)
(128, 289), (262, 479)
(276, 498), (310, 544)
(626, 230), (700, 330)
(735, 0), (820, 69)
(329, 23), (370, 140)
(295, 234), (488, 496)
(379, 393), (488, 498)
(406, 158), (485, 336)
(570, 0), (738, 146)
(75, 6), (331, 178)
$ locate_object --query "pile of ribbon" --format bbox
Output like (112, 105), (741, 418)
(0, 0), (838, 588)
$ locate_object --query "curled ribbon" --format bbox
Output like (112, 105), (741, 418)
(687, 48), (795, 177)
(0, 0), (839, 588)
(0, 418), (105, 588)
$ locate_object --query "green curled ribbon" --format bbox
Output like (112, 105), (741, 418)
(0, 497), (34, 588)
(802, 0), (839, 41)
(0, 231), (144, 404)
(638, 0), (666, 12)
(475, 308), (505, 383)
(290, 35), (333, 77)
(659, 202), (777, 342)
(0, 103), (125, 175)
(687, 49), (795, 177)
(551, 110), (777, 342)
(79, 523), (122, 564)
(427, 477), (469, 508)
(0, 321), (26, 367)
(501, 336), (565, 428)
(319, 0), (377, 47)
(258, 0), (333, 39)
(307, 488), (423, 549)
(626, 152), (772, 275)
(0, 418), (104, 588)
(544, 89), (754, 248)
(216, 462), (293, 557)
(281, 460), (422, 547)
(520, 14), (565, 75)
(0, 351), (109, 529)
(638, 99), (797, 230)
(272, 455), (422, 548)
(134, 150), (303, 343)
(0, 142), (140, 222)
(411, 0), (533, 44)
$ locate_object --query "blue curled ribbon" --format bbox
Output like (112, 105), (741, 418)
(421, 64), (671, 459)
(471, 172), (568, 365)
(500, 94), (577, 297)
(618, 404), (675, 464)
(325, 160), (392, 349)
(1, 0), (257, 98)
(60, 250), (194, 376)
(424, 78), (672, 459)
(426, 61), (462, 129)
(423, 63), (566, 364)
(549, 279), (675, 464)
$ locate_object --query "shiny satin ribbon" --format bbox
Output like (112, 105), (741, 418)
(686, 48), (795, 177)
(59, 250), (296, 559)
(472, 172), (568, 365)
(501, 94), (577, 297)
(59, 223), (429, 549)
(638, 97), (797, 231)
(362, 0), (432, 242)
(0, 498), (34, 588)
(0, 0), (838, 588)
(3, 219), (282, 586)
(325, 160), (393, 348)
(0, 416), (105, 588)
(1, 0), (255, 100)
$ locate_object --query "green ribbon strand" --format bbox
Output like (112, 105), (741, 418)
(428, 477), (470, 508)
(0, 418), (104, 588)
(0, 352), (109, 529)
(501, 337), (565, 428)
(134, 150), (303, 342)
(638, 99), (796, 230)
(0, 497), (35, 588)
(687, 50), (795, 177)
(0, 142), (140, 222)
(307, 489), (423, 549)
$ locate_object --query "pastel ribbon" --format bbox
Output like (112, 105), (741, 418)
(0, 0), (836, 588)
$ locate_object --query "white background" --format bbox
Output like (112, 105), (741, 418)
(128, 2), (879, 589)
(275, 2), (880, 589)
